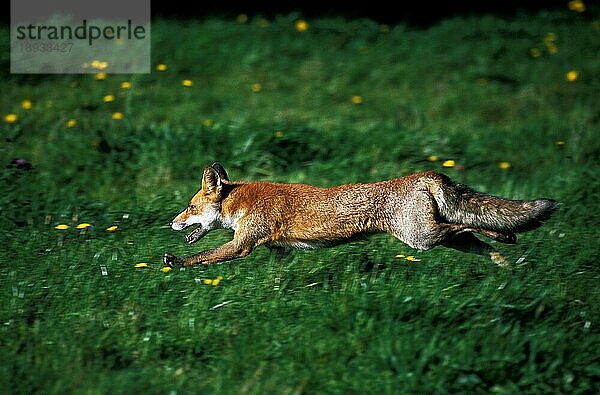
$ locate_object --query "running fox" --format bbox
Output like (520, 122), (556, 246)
(164, 163), (559, 267)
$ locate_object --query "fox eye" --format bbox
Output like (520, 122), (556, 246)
(188, 204), (196, 210)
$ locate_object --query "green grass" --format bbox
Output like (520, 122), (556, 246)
(1, 9), (600, 394)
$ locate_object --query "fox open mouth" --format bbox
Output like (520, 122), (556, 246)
(185, 224), (206, 244)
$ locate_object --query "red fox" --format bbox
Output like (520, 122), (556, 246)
(164, 163), (559, 267)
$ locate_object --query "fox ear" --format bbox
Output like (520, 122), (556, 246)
(211, 162), (229, 181)
(202, 166), (222, 194)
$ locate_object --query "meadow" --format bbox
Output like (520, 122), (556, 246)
(1, 7), (599, 394)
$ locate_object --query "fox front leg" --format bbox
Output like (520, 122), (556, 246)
(164, 240), (254, 267)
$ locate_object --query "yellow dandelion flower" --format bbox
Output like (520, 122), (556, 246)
(544, 32), (557, 43)
(566, 70), (578, 82)
(251, 83), (262, 93)
(442, 160), (455, 168)
(568, 0), (585, 12)
(66, 119), (77, 128)
(161, 267), (172, 273)
(237, 14), (248, 23)
(156, 63), (168, 72)
(202, 276), (223, 285)
(21, 100), (32, 110)
(546, 43), (558, 54)
(556, 140), (565, 146)
(273, 130), (284, 138)
(543, 33), (558, 54)
(4, 113), (18, 123)
(95, 72), (106, 80)
(257, 18), (269, 28)
(428, 155), (438, 162)
(76, 223), (92, 229)
(97, 61), (109, 70)
(182, 79), (193, 87)
(106, 225), (118, 232)
(405, 256), (421, 262)
(91, 60), (101, 69)
(111, 112), (124, 120)
(103, 94), (115, 102)
(134, 263), (148, 268)
(120, 81), (132, 89)
(529, 48), (541, 58)
(295, 20), (309, 32)
(55, 224), (69, 230)
(351, 95), (363, 104)
(203, 118), (214, 127)
(498, 162), (511, 170)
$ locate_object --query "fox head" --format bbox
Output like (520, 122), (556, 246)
(170, 163), (229, 244)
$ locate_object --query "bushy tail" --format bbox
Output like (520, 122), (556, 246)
(434, 179), (560, 233)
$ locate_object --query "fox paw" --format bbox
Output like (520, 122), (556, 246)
(163, 252), (180, 268)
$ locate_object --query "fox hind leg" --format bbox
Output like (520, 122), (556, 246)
(389, 189), (473, 250)
(389, 189), (509, 267)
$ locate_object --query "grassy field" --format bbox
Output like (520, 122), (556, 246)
(1, 7), (599, 394)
